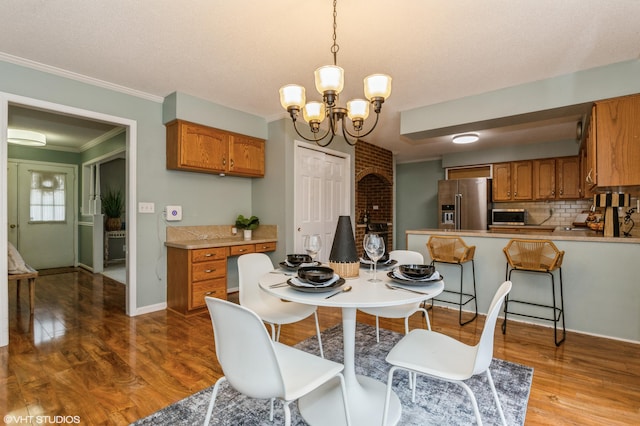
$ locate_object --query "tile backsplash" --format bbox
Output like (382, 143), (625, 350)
(494, 197), (640, 236)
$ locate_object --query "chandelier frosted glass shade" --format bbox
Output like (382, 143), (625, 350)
(364, 74), (392, 101)
(303, 101), (326, 124)
(279, 84), (306, 110)
(314, 65), (345, 95)
(346, 99), (369, 121)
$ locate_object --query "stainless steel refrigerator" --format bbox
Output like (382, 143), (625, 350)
(438, 178), (492, 230)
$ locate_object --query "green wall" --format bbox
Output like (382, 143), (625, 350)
(395, 160), (444, 247)
(1, 59), (267, 310)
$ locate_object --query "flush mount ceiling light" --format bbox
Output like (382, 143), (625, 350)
(452, 133), (479, 144)
(279, 0), (392, 147)
(7, 129), (47, 146)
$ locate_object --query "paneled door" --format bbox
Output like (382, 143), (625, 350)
(8, 160), (76, 269)
(294, 142), (350, 262)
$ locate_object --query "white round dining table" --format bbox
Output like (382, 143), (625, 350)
(259, 268), (444, 426)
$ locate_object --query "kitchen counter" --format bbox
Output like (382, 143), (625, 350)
(404, 228), (640, 342)
(165, 224), (278, 249)
(409, 227), (640, 244)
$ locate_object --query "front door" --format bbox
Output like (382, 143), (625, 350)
(8, 160), (76, 269)
(294, 142), (350, 262)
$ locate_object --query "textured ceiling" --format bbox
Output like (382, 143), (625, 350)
(1, 0), (639, 160)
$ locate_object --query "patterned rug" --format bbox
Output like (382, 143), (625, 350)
(132, 323), (533, 425)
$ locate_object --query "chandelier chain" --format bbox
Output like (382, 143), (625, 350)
(331, 0), (339, 65)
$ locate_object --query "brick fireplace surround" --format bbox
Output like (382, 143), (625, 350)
(355, 141), (394, 253)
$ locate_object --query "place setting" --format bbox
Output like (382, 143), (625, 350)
(387, 263), (443, 293)
(271, 235), (348, 296)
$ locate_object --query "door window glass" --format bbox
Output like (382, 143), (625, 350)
(29, 170), (66, 223)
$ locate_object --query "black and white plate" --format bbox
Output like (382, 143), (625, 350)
(287, 277), (346, 293)
(360, 259), (397, 269)
(387, 270), (443, 286)
(278, 261), (321, 271)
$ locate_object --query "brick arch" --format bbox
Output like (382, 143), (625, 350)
(356, 166), (392, 185)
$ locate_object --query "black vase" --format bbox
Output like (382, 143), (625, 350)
(329, 216), (360, 277)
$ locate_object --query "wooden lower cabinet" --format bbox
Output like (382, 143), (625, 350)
(167, 241), (277, 316)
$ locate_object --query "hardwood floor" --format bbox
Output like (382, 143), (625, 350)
(2, 269), (639, 425)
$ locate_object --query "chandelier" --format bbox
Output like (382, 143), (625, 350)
(279, 0), (392, 147)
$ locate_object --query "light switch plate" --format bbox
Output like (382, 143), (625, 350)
(166, 205), (182, 221)
(138, 202), (155, 213)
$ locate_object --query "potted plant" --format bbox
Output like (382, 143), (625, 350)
(235, 214), (259, 240)
(102, 188), (124, 231)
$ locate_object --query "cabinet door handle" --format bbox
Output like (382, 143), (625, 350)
(205, 269), (216, 273)
(205, 253), (213, 257)
(230, 159), (234, 168)
(560, 189), (563, 195)
(205, 291), (214, 296)
(222, 157), (226, 166)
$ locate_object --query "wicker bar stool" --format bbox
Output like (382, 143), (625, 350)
(426, 236), (478, 326)
(502, 238), (566, 346)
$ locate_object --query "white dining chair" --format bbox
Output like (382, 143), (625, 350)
(382, 281), (512, 426)
(203, 297), (351, 426)
(238, 253), (324, 357)
(358, 250), (431, 342)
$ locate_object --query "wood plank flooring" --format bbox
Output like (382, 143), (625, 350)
(2, 269), (639, 425)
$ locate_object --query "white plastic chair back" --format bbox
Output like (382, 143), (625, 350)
(206, 297), (285, 399)
(388, 250), (424, 265)
(473, 281), (512, 375)
(238, 253), (275, 307)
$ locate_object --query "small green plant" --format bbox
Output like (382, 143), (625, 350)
(102, 188), (124, 218)
(235, 214), (259, 230)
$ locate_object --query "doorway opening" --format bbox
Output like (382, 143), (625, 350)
(1, 92), (138, 347)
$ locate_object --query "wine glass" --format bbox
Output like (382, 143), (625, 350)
(363, 233), (385, 282)
(303, 234), (322, 263)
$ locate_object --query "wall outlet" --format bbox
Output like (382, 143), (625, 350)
(165, 205), (182, 221)
(372, 205), (379, 210)
(138, 202), (155, 213)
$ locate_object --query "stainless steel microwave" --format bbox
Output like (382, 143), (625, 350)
(492, 209), (526, 225)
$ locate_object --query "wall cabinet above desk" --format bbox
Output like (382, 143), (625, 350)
(166, 119), (265, 177)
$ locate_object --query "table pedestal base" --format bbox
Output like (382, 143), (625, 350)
(298, 374), (401, 426)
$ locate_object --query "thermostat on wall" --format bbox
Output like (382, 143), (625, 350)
(166, 205), (182, 221)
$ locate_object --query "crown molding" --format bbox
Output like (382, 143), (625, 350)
(0, 52), (164, 103)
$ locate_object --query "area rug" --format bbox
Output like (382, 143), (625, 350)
(132, 323), (533, 425)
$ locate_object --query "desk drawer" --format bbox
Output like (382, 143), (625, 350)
(192, 259), (226, 281)
(255, 242), (277, 253)
(229, 244), (256, 256)
(191, 279), (227, 308)
(192, 247), (228, 263)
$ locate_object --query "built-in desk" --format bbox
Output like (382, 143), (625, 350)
(165, 225), (277, 316)
(405, 228), (640, 343)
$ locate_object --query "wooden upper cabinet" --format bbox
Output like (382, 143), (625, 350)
(556, 156), (582, 199)
(166, 120), (228, 173)
(166, 119), (265, 178)
(228, 134), (265, 177)
(512, 161), (533, 200)
(533, 158), (556, 200)
(592, 94), (640, 187)
(492, 162), (512, 201)
(493, 161), (532, 202)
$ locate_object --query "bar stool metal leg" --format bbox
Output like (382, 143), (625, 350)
(428, 259), (478, 326)
(501, 266), (565, 346)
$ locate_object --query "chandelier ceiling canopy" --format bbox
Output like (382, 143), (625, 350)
(279, 0), (392, 147)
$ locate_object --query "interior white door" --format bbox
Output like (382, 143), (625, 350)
(10, 161), (76, 269)
(294, 143), (350, 262)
